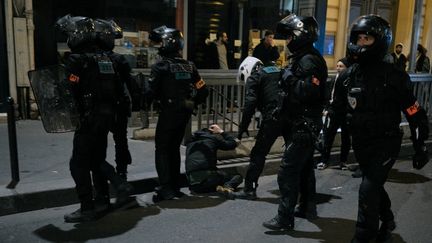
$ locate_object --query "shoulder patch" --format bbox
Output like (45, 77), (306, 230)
(262, 66), (280, 74)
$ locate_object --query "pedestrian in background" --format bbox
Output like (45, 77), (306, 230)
(390, 43), (407, 71)
(317, 57), (351, 171)
(416, 44), (430, 73)
(252, 30), (280, 66)
(206, 31), (234, 69)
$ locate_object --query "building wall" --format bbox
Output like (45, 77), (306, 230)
(324, 0), (350, 69)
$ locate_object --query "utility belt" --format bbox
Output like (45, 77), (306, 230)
(349, 113), (402, 139)
(160, 97), (195, 112)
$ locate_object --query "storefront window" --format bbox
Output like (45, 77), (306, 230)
(187, 0), (326, 69)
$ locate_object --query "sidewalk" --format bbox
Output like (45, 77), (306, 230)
(0, 119), (428, 216)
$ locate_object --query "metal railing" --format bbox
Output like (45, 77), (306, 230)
(132, 69), (432, 134)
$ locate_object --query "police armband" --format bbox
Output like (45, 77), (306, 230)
(407, 107), (430, 170)
(407, 107), (429, 141)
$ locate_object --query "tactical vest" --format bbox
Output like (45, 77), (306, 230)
(81, 52), (122, 116)
(158, 58), (200, 111)
(345, 63), (402, 138)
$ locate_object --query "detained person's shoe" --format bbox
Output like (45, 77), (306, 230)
(216, 185), (235, 199)
(262, 215), (294, 231)
(64, 208), (97, 223)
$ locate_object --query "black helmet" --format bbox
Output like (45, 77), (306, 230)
(347, 14), (392, 63)
(149, 25), (184, 56)
(276, 14), (318, 52)
(94, 18), (123, 51)
(55, 14), (95, 51)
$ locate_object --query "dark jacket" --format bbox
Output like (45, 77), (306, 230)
(390, 52), (407, 71)
(252, 40), (280, 66)
(185, 130), (237, 173)
(147, 55), (208, 112)
(240, 65), (281, 130)
(281, 46), (328, 120)
(205, 41), (234, 69)
(335, 61), (429, 142)
(65, 50), (131, 131)
(416, 54), (430, 73)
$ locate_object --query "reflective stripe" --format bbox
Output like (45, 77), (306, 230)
(263, 66), (280, 73)
(406, 101), (420, 116)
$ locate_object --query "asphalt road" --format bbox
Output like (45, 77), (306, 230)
(1, 157), (431, 243)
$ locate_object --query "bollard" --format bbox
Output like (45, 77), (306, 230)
(6, 97), (19, 189)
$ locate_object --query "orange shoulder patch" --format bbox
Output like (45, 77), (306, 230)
(406, 101), (420, 116)
(68, 74), (80, 83)
(195, 79), (206, 89)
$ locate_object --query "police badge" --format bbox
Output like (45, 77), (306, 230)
(348, 96), (357, 109)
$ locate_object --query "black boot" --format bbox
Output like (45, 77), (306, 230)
(231, 181), (257, 200)
(94, 195), (111, 214)
(376, 220), (396, 242)
(64, 202), (97, 223)
(262, 215), (294, 231)
(294, 204), (318, 220)
(115, 181), (134, 207)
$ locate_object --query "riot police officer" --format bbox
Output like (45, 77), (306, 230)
(94, 18), (139, 180)
(146, 26), (209, 201)
(232, 56), (290, 200)
(56, 15), (133, 223)
(262, 14), (328, 230)
(332, 15), (429, 243)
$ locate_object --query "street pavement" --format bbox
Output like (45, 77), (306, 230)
(0, 157), (432, 243)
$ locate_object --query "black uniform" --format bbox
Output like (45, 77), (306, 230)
(185, 129), (241, 193)
(335, 61), (429, 242)
(336, 15), (430, 242)
(276, 46), (328, 226)
(108, 52), (138, 177)
(239, 65), (290, 190)
(66, 49), (133, 214)
(148, 54), (208, 199)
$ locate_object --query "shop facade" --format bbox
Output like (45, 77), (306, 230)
(1, 0), (432, 116)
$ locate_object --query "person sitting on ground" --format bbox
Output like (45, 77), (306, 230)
(185, 124), (243, 194)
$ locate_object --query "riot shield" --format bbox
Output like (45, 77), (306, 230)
(28, 65), (79, 133)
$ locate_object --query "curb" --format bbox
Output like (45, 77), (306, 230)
(1, 138), (429, 216)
